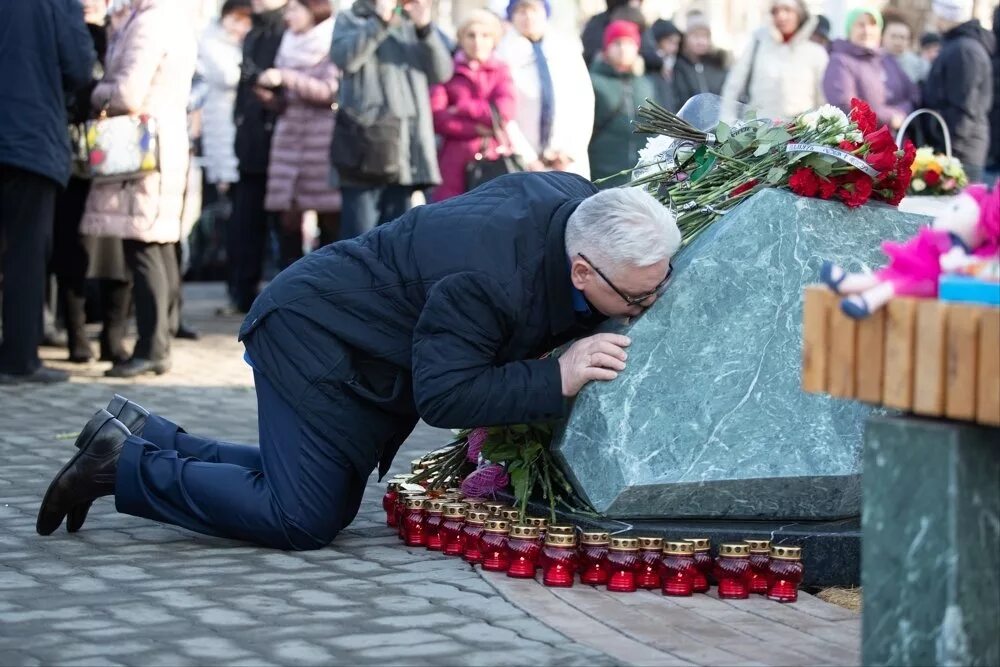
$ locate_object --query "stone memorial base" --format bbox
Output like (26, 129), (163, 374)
(862, 415), (999, 666)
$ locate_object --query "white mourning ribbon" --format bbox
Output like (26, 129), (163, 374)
(785, 143), (880, 178)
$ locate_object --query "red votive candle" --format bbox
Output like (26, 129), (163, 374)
(714, 543), (751, 599)
(683, 538), (712, 592)
(440, 503), (468, 556)
(462, 497), (488, 512)
(506, 525), (542, 578)
(524, 516), (549, 548)
(483, 502), (507, 518)
(659, 541), (698, 596)
(606, 537), (642, 593)
(637, 537), (664, 589)
(579, 531), (611, 586)
(745, 539), (771, 595)
(396, 489), (423, 540)
(479, 519), (511, 572)
(499, 508), (520, 525)
(402, 496), (429, 547)
(767, 545), (803, 603)
(422, 499), (446, 551)
(382, 481), (401, 527)
(541, 533), (578, 587)
(462, 510), (490, 564)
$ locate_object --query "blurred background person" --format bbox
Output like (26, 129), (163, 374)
(920, 31), (942, 68)
(0, 0), (94, 384)
(988, 5), (1000, 184)
(581, 0), (659, 71)
(588, 20), (654, 187)
(81, 0), (197, 378)
(498, 0), (593, 177)
(823, 7), (917, 131)
(330, 0), (452, 239)
(720, 0), (828, 121)
(262, 0), (340, 265)
(649, 18), (681, 111)
(672, 11), (730, 109)
(922, 0), (994, 184)
(882, 9), (925, 85)
(810, 14), (832, 51)
(430, 10), (516, 202)
(221, 0), (287, 317)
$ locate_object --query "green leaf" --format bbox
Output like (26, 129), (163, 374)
(753, 143), (772, 157)
(766, 166), (786, 184)
(481, 443), (520, 462)
(509, 424), (530, 434)
(714, 121), (731, 143)
(510, 466), (529, 507)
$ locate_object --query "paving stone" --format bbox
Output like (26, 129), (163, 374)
(288, 589), (356, 608)
(325, 629), (451, 650)
(0, 569), (40, 589)
(357, 640), (465, 660)
(176, 636), (253, 660)
(270, 640), (335, 666)
(192, 607), (259, 627)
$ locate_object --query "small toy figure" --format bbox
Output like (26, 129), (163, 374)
(820, 185), (1000, 318)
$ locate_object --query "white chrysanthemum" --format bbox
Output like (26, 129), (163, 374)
(637, 134), (675, 165)
(847, 129), (863, 143)
(943, 157), (965, 178)
(911, 178), (927, 192)
(797, 110), (820, 130)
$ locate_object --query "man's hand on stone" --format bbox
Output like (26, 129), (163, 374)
(558, 333), (631, 397)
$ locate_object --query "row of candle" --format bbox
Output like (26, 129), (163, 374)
(382, 481), (804, 602)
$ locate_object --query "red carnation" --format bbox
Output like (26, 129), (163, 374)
(867, 149), (897, 173)
(730, 179), (760, 197)
(850, 98), (877, 135)
(864, 126), (897, 154)
(924, 170), (942, 187)
(899, 139), (917, 173)
(789, 167), (820, 197)
(839, 140), (861, 152)
(818, 177), (837, 200)
(837, 173), (874, 208)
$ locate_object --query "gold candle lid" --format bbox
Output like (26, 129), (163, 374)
(465, 510), (490, 524)
(462, 497), (488, 510)
(423, 499), (445, 513)
(443, 503), (467, 518)
(405, 496), (429, 509)
(745, 539), (771, 553)
(637, 536), (664, 551)
(484, 518), (510, 534)
(445, 487), (463, 495)
(509, 524), (540, 539)
(387, 480), (403, 491)
(719, 543), (750, 557)
(770, 545), (802, 561)
(684, 538), (711, 551)
(524, 516), (548, 529)
(499, 508), (520, 522)
(545, 533), (577, 547)
(579, 530), (611, 545)
(664, 540), (695, 555)
(483, 502), (507, 516)
(609, 537), (640, 551)
(547, 525), (576, 537)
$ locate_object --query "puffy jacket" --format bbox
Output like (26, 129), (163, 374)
(588, 58), (656, 186)
(0, 0), (95, 186)
(672, 50), (730, 110)
(239, 171), (602, 477)
(823, 39), (918, 127)
(234, 7), (285, 176)
(195, 21), (242, 185)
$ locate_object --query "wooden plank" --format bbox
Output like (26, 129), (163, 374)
(944, 305), (980, 421)
(827, 301), (858, 399)
(913, 300), (948, 417)
(802, 286), (833, 394)
(855, 308), (886, 404)
(977, 309), (1000, 427)
(883, 298), (918, 411)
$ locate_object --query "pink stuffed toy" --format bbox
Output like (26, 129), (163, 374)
(821, 185), (1000, 318)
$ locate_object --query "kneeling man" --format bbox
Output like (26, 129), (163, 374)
(37, 172), (680, 549)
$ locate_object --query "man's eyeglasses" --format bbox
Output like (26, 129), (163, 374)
(578, 253), (673, 307)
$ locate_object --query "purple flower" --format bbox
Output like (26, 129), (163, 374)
(460, 464), (509, 498)
(466, 427), (488, 462)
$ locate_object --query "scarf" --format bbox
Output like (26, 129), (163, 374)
(275, 17), (335, 70)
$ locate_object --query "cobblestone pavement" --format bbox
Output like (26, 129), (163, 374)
(0, 284), (861, 666)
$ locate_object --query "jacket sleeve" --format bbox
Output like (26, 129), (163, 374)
(280, 60), (339, 105)
(92, 7), (169, 113)
(935, 42), (988, 150)
(821, 54), (856, 113)
(430, 83), (483, 139)
(330, 10), (392, 75)
(54, 0), (97, 94)
(413, 24), (454, 85)
(719, 36), (754, 120)
(492, 64), (518, 124)
(412, 272), (567, 428)
(548, 48), (595, 171)
(813, 46), (830, 107)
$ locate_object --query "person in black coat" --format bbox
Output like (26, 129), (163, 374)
(987, 4), (1000, 182)
(37, 172), (682, 549)
(922, 2), (994, 184)
(582, 0), (661, 72)
(0, 0), (95, 384)
(671, 13), (730, 110)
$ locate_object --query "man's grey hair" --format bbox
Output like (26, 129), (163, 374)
(565, 187), (681, 273)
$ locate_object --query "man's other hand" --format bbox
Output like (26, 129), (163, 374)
(558, 333), (631, 397)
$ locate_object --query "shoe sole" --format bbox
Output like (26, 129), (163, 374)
(37, 411), (115, 536)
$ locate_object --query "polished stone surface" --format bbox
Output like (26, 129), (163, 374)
(553, 189), (926, 519)
(862, 416), (1000, 667)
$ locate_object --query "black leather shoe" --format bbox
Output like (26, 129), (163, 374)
(104, 358), (171, 378)
(37, 410), (130, 536)
(0, 366), (70, 385)
(65, 395), (150, 533)
(175, 324), (200, 340)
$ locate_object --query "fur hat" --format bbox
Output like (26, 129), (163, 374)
(931, 0), (974, 23)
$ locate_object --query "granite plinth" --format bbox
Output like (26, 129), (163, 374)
(554, 189), (926, 519)
(862, 416), (1000, 667)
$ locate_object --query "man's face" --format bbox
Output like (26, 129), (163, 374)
(882, 23), (911, 56)
(570, 256), (672, 319)
(657, 33), (681, 57)
(512, 1), (547, 41)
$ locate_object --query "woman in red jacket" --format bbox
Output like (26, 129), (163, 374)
(430, 10), (516, 202)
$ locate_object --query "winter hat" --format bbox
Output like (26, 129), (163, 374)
(814, 14), (832, 40)
(651, 18), (681, 43)
(506, 0), (551, 19)
(685, 11), (711, 34)
(844, 7), (883, 35)
(931, 0), (974, 23)
(919, 32), (942, 48)
(603, 19), (641, 50)
(771, 0), (808, 20)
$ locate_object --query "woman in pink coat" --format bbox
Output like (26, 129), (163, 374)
(81, 0), (197, 378)
(430, 10), (517, 202)
(261, 0), (340, 267)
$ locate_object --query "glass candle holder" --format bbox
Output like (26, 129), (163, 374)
(499, 508), (520, 524)
(524, 517), (549, 547)
(579, 531), (611, 586)
(745, 539), (771, 595)
(462, 497), (488, 512)
(462, 510), (489, 564)
(714, 543), (751, 599)
(684, 538), (712, 592)
(541, 533), (578, 587)
(483, 502), (507, 518)
(767, 545), (803, 603)
(606, 537), (642, 593)
(479, 519), (511, 572)
(382, 481), (401, 527)
(422, 499), (446, 551)
(547, 524), (576, 537)
(440, 503), (467, 556)
(396, 490), (423, 540)
(402, 496), (429, 547)
(636, 537), (664, 589)
(659, 541), (698, 596)
(506, 525), (542, 578)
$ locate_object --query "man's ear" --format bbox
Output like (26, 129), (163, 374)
(569, 257), (591, 290)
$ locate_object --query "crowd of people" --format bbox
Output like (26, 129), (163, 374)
(0, 0), (996, 386)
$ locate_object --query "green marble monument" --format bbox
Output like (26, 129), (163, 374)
(552, 188), (926, 519)
(862, 416), (999, 667)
